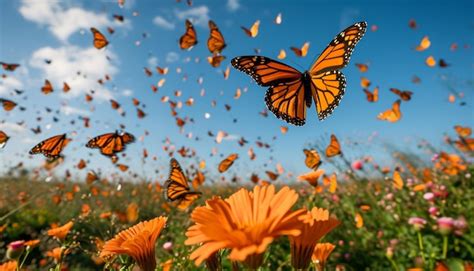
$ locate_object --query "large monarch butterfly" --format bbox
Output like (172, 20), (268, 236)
(164, 158), (201, 210)
(90, 27), (109, 49)
(29, 134), (70, 159)
(325, 134), (342, 157)
(0, 98), (17, 111)
(0, 62), (20, 71)
(179, 20), (197, 50)
(232, 21), (367, 125)
(86, 131), (135, 157)
(218, 153), (238, 173)
(0, 131), (9, 149)
(207, 20), (226, 54)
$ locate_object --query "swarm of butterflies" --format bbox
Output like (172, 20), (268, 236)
(1, 3), (470, 211)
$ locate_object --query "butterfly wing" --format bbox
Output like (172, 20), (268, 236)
(207, 20), (226, 54)
(304, 149), (322, 170)
(1, 99), (17, 111)
(179, 20), (198, 50)
(218, 153), (238, 173)
(325, 134), (342, 157)
(310, 22), (367, 120)
(29, 134), (69, 159)
(86, 133), (116, 156)
(90, 27), (109, 49)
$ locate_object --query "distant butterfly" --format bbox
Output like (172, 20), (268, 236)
(218, 153), (238, 173)
(325, 134), (342, 157)
(393, 170), (404, 190)
(290, 42), (310, 57)
(207, 55), (226, 68)
(0, 98), (17, 111)
(377, 100), (402, 122)
(41, 79), (53, 94)
(363, 86), (378, 102)
(29, 133), (70, 159)
(232, 22), (367, 125)
(390, 88), (413, 101)
(63, 82), (70, 92)
(0, 131), (9, 148)
(86, 131), (135, 157)
(303, 149), (322, 170)
(454, 125), (471, 138)
(90, 27), (109, 49)
(0, 62), (20, 71)
(298, 169), (325, 187)
(355, 63), (368, 73)
(241, 20), (260, 38)
(207, 20), (226, 54)
(265, 170), (279, 181)
(164, 158), (201, 210)
(179, 20), (197, 50)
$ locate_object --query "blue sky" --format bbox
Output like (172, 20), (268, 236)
(0, 0), (473, 182)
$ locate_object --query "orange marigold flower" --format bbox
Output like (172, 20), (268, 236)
(25, 239), (41, 249)
(0, 261), (17, 271)
(99, 216), (167, 271)
(46, 247), (70, 263)
(312, 243), (336, 270)
(47, 221), (74, 240)
(290, 207), (340, 270)
(185, 185), (304, 268)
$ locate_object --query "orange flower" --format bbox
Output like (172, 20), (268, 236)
(0, 261), (17, 271)
(312, 243), (336, 271)
(25, 239), (40, 249)
(100, 216), (167, 271)
(185, 185), (304, 268)
(289, 207), (340, 269)
(47, 221), (74, 240)
(46, 247), (70, 263)
(435, 152), (467, 176)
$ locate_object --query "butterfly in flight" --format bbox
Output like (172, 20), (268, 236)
(86, 131), (135, 157)
(164, 158), (201, 210)
(90, 27), (109, 49)
(207, 20), (226, 54)
(232, 22), (367, 125)
(179, 19), (197, 50)
(29, 133), (70, 160)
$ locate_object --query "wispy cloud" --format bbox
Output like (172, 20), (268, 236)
(0, 76), (23, 95)
(153, 16), (175, 30)
(175, 5), (210, 27)
(60, 105), (91, 116)
(165, 52), (180, 63)
(227, 0), (240, 11)
(0, 122), (27, 133)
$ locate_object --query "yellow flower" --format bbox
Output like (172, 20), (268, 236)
(185, 185), (304, 268)
(47, 221), (74, 240)
(290, 207), (340, 269)
(100, 216), (167, 271)
(312, 243), (336, 271)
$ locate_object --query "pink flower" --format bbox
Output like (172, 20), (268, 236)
(428, 207), (439, 216)
(8, 240), (25, 250)
(437, 217), (454, 235)
(453, 217), (468, 236)
(408, 217), (427, 230)
(351, 160), (363, 171)
(431, 154), (439, 162)
(7, 240), (25, 259)
(163, 241), (173, 251)
(423, 192), (435, 201)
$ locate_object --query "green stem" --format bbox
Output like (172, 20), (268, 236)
(387, 257), (399, 271)
(18, 249), (31, 270)
(417, 231), (426, 264)
(442, 235), (448, 259)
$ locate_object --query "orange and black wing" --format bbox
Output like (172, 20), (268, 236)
(164, 159), (201, 206)
(232, 56), (307, 125)
(86, 132), (117, 156)
(179, 20), (197, 50)
(0, 62), (20, 71)
(29, 134), (69, 159)
(0, 131), (10, 148)
(310, 22), (367, 120)
(325, 134), (342, 157)
(90, 27), (109, 49)
(41, 79), (54, 94)
(207, 20), (226, 54)
(0, 98), (17, 111)
(218, 153), (239, 173)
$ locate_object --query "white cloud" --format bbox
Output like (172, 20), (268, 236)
(60, 105), (91, 116)
(19, 0), (129, 42)
(29, 45), (118, 100)
(153, 16), (175, 30)
(147, 56), (158, 67)
(0, 122), (27, 133)
(0, 76), (23, 95)
(175, 6), (210, 27)
(122, 89), (133, 97)
(165, 52), (180, 63)
(227, 0), (240, 11)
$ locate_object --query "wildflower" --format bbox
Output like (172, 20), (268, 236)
(47, 221), (74, 240)
(185, 185), (304, 268)
(423, 192), (435, 201)
(25, 239), (41, 249)
(46, 247), (70, 263)
(162, 241), (173, 251)
(351, 160), (363, 171)
(312, 243), (336, 271)
(100, 216), (167, 271)
(6, 240), (25, 260)
(0, 261), (17, 271)
(408, 217), (426, 231)
(289, 207), (340, 269)
(453, 217), (468, 236)
(428, 207), (439, 216)
(437, 217), (454, 235)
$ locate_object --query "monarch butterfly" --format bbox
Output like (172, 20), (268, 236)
(86, 170), (99, 184)
(77, 159), (87, 169)
(86, 131), (135, 157)
(363, 86), (378, 102)
(290, 42), (310, 57)
(192, 170), (205, 190)
(207, 55), (226, 67)
(298, 169), (325, 187)
(110, 99), (121, 110)
(29, 134), (70, 159)
(41, 79), (53, 94)
(393, 170), (404, 190)
(0, 98), (17, 111)
(156, 66), (168, 75)
(377, 100), (402, 122)
(265, 170), (279, 181)
(355, 63), (368, 72)
(0, 62), (20, 71)
(326, 134), (342, 157)
(390, 88), (413, 101)
(207, 20), (226, 54)
(241, 20), (260, 38)
(63, 82), (70, 92)
(0, 131), (9, 148)
(218, 153), (238, 173)
(179, 20), (197, 50)
(164, 158), (201, 210)
(454, 125), (471, 138)
(303, 149), (322, 170)
(232, 21), (367, 125)
(90, 27), (109, 49)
